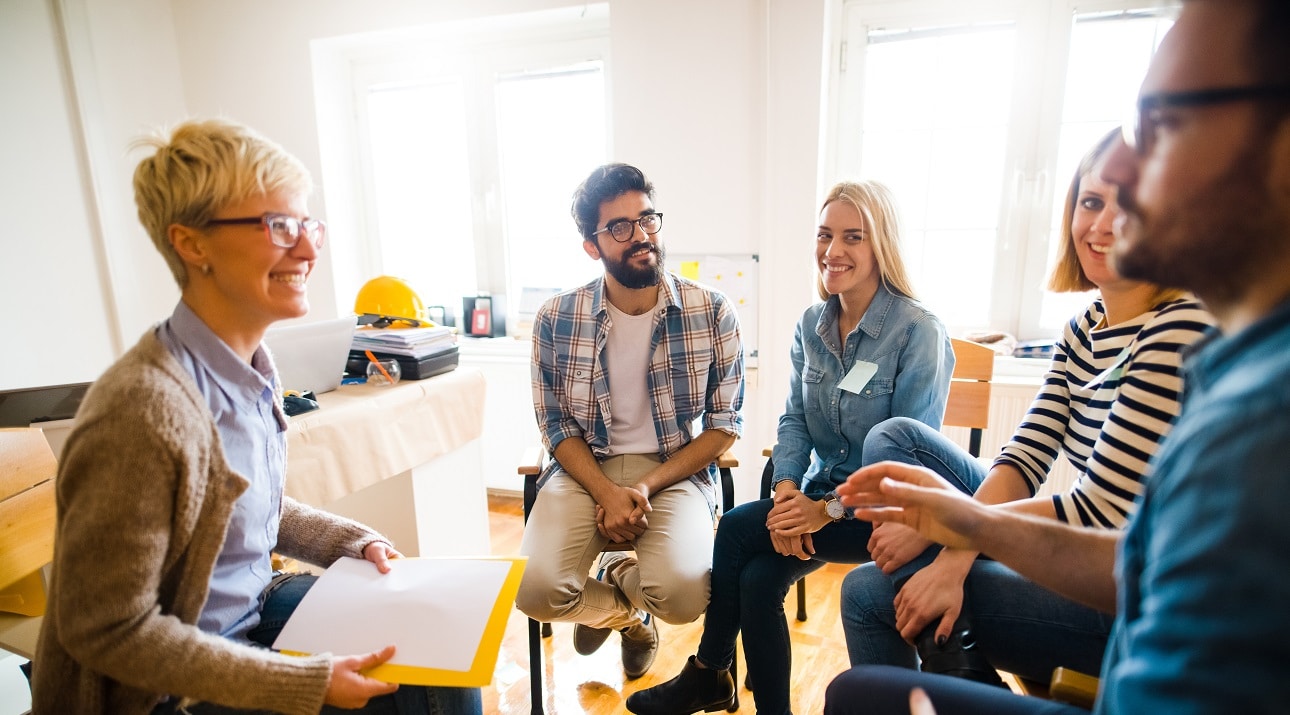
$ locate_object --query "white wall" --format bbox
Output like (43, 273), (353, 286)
(1, 0), (189, 390)
(2, 0), (115, 389)
(1, 0), (830, 478)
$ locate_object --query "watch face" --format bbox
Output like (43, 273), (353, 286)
(826, 498), (845, 520)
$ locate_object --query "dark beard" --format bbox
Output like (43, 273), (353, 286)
(603, 241), (666, 289)
(1114, 138), (1284, 307)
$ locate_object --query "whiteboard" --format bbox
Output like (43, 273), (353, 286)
(672, 254), (759, 364)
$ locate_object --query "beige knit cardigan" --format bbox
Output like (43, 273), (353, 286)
(33, 331), (386, 714)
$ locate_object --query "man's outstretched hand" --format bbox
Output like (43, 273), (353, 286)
(837, 461), (986, 552)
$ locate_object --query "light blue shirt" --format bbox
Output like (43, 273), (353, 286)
(156, 301), (286, 642)
(772, 284), (954, 496)
(1099, 299), (1290, 714)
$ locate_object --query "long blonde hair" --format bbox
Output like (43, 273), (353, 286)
(815, 180), (917, 301)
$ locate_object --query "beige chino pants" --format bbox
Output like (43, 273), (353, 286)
(515, 453), (714, 630)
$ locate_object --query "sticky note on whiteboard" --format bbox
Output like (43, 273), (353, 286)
(680, 261), (700, 280)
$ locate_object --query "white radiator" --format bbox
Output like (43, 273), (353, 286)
(941, 380), (1078, 497)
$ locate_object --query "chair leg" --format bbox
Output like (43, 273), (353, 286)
(528, 617), (544, 713)
(795, 578), (808, 622)
(541, 622), (552, 638)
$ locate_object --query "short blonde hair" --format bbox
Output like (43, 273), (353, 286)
(815, 180), (918, 302)
(131, 118), (312, 287)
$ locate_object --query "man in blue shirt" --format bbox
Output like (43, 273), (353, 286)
(826, 1), (1290, 713)
(514, 163), (745, 679)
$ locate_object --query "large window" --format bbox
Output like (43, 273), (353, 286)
(348, 10), (609, 328)
(829, 0), (1175, 340)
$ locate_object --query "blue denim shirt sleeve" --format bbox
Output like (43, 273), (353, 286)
(891, 311), (954, 430)
(1101, 307), (1290, 714)
(1105, 396), (1290, 713)
(771, 316), (814, 488)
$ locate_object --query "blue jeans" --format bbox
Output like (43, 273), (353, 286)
(824, 666), (1088, 715)
(842, 417), (1112, 681)
(842, 560), (1113, 681)
(695, 498), (874, 715)
(155, 573), (483, 715)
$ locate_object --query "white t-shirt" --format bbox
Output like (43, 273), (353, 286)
(604, 297), (661, 456)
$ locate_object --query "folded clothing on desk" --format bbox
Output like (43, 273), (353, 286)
(347, 344), (459, 381)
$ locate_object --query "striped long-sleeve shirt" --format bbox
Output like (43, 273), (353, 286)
(995, 296), (1214, 528)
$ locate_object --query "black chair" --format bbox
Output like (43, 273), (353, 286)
(519, 447), (740, 714)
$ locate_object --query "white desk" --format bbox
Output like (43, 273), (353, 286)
(286, 367), (490, 558)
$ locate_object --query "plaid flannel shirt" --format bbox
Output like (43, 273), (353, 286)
(531, 271), (744, 511)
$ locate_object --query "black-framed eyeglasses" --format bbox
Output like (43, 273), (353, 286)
(591, 212), (663, 243)
(206, 213), (327, 250)
(1124, 85), (1290, 155)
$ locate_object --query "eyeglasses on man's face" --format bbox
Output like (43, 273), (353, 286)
(592, 212), (663, 243)
(1123, 85), (1290, 156)
(206, 213), (327, 250)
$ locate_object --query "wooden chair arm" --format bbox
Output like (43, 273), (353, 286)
(518, 445), (546, 476)
(1049, 667), (1099, 709)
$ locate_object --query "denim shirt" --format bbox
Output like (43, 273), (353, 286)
(772, 284), (953, 496)
(1098, 299), (1290, 714)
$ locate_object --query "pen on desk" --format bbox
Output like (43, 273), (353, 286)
(365, 350), (395, 384)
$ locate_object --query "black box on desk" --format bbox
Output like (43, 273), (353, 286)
(463, 294), (506, 337)
(346, 345), (460, 381)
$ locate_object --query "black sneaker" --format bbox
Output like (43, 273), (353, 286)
(916, 619), (1006, 688)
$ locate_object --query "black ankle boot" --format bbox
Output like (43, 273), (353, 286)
(914, 615), (1006, 688)
(625, 655), (737, 715)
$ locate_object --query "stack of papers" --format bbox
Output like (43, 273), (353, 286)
(274, 556), (526, 686)
(352, 326), (455, 358)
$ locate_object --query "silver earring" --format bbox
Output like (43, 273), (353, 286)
(201, 264), (212, 276)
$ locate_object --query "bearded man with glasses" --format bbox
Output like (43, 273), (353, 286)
(514, 163), (745, 681)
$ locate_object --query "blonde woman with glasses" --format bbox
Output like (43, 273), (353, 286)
(33, 118), (481, 715)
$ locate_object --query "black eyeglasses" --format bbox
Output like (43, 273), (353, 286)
(592, 213), (663, 243)
(1124, 85), (1290, 155)
(206, 213), (327, 250)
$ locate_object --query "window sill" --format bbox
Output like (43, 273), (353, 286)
(992, 356), (1049, 384)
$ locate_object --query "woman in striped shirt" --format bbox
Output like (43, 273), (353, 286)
(838, 128), (1215, 686)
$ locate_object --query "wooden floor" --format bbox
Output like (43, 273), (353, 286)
(481, 493), (855, 714)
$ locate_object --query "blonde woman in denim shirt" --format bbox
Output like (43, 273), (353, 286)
(628, 180), (963, 715)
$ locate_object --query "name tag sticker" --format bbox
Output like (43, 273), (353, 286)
(838, 361), (879, 394)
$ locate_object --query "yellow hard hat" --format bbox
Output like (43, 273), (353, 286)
(354, 275), (431, 328)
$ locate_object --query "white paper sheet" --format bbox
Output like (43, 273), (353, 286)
(273, 557), (510, 672)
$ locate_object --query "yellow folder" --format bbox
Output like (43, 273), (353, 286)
(277, 556), (527, 687)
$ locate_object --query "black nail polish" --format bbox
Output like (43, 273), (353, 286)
(936, 635), (947, 647)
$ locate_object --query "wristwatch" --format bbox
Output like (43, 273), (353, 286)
(824, 493), (847, 521)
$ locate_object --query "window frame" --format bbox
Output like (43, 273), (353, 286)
(824, 0), (1179, 340)
(340, 11), (611, 326)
